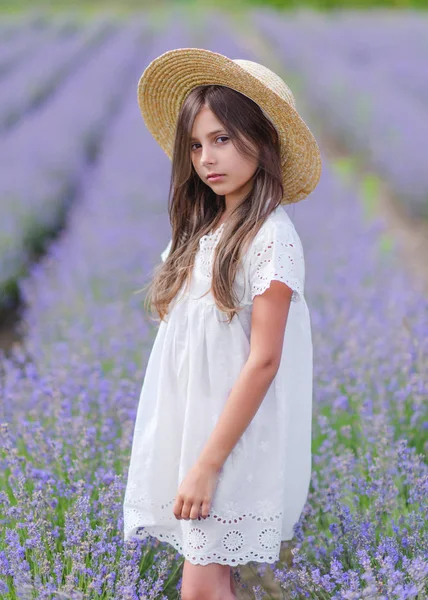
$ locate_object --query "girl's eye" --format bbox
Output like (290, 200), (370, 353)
(191, 136), (229, 151)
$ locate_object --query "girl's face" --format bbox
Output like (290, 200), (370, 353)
(190, 105), (259, 208)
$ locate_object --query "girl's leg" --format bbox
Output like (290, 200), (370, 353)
(181, 559), (236, 600)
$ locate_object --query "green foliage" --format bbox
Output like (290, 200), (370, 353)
(0, 0), (428, 14)
(360, 172), (381, 220)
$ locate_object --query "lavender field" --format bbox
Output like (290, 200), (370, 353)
(0, 8), (427, 600)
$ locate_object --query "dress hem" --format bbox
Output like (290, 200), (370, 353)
(124, 524), (295, 567)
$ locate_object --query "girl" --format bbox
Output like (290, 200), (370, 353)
(123, 48), (322, 599)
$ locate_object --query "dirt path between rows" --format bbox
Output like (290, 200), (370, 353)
(320, 133), (428, 297)
(0, 307), (23, 356)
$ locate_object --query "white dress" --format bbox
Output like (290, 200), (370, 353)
(123, 205), (313, 566)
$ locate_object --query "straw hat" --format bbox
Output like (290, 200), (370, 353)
(137, 48), (322, 204)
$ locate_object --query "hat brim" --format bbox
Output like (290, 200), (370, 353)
(137, 47), (322, 204)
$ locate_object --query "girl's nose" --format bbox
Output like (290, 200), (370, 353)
(201, 148), (215, 165)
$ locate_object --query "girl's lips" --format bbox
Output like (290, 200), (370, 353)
(207, 175), (225, 181)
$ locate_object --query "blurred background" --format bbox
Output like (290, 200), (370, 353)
(0, 1), (427, 599)
(1, 0), (428, 349)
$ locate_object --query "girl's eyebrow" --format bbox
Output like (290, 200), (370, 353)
(190, 129), (226, 142)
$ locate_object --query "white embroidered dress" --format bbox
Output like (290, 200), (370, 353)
(123, 205), (313, 566)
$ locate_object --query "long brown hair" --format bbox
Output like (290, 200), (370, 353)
(141, 84), (284, 325)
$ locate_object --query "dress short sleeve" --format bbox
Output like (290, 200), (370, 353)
(160, 239), (172, 263)
(249, 220), (305, 303)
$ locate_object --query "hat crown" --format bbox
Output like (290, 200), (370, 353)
(232, 59), (296, 109)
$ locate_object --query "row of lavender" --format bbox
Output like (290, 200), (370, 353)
(0, 18), (150, 311)
(0, 17), (52, 78)
(251, 9), (428, 221)
(0, 11), (427, 600)
(0, 13), (52, 44)
(0, 19), (113, 131)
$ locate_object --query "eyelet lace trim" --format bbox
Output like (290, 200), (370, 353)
(200, 222), (225, 242)
(251, 238), (303, 302)
(198, 224), (225, 279)
(124, 496), (286, 566)
(164, 222), (304, 303)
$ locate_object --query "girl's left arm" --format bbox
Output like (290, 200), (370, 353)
(197, 279), (293, 474)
